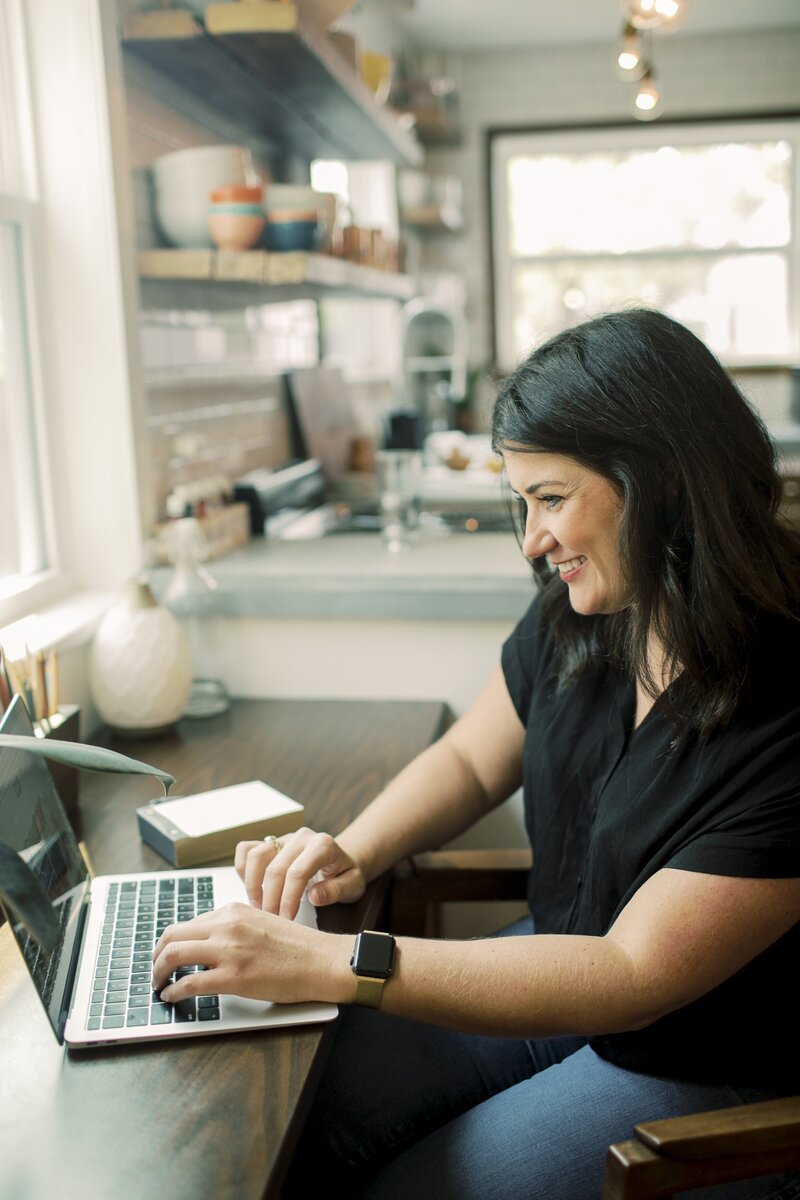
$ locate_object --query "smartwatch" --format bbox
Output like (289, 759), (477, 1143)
(350, 930), (396, 1009)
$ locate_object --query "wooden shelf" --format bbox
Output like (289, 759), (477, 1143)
(122, 5), (423, 167)
(138, 248), (417, 301)
(400, 204), (464, 233)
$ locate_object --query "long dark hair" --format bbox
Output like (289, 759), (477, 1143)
(492, 308), (800, 734)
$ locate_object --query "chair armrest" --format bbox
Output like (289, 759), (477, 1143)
(603, 1098), (800, 1199)
(390, 849), (532, 936)
(634, 1094), (800, 1160)
(395, 849), (532, 902)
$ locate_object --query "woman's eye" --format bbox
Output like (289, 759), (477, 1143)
(539, 495), (564, 510)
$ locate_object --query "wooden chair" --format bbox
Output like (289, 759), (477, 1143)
(390, 850), (800, 1199)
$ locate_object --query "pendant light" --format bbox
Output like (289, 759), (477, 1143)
(616, 21), (646, 79)
(633, 64), (661, 120)
(620, 0), (688, 32)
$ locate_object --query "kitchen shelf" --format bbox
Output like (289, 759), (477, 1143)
(138, 248), (417, 300)
(400, 204), (464, 233)
(121, 4), (423, 167)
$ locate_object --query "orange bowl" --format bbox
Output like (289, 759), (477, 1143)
(208, 211), (266, 251)
(268, 207), (319, 223)
(209, 183), (264, 205)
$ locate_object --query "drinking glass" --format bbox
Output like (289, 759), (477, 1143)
(375, 450), (423, 552)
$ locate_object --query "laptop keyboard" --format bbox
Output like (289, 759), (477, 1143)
(20, 896), (73, 1009)
(87, 876), (220, 1032)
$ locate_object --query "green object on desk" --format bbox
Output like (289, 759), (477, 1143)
(0, 734), (175, 795)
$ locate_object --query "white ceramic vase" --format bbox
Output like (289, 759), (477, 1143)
(89, 579), (192, 736)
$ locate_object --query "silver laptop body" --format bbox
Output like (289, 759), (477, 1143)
(0, 695), (337, 1049)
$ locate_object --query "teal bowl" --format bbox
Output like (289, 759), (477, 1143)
(208, 202), (265, 216)
(265, 219), (318, 252)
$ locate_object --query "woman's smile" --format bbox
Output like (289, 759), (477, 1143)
(549, 554), (587, 581)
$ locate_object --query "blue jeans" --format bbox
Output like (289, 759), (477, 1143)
(284, 920), (799, 1200)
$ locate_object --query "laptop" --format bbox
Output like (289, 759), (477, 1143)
(0, 695), (338, 1048)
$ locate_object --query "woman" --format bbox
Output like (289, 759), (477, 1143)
(152, 310), (800, 1200)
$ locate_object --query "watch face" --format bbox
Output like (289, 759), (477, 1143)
(353, 931), (395, 979)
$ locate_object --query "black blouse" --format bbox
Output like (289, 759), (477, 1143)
(501, 598), (800, 1088)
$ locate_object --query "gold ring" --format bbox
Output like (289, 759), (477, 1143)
(264, 834), (283, 854)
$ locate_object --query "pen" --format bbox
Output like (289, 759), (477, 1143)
(25, 643), (42, 722)
(4, 656), (26, 704)
(47, 648), (59, 715)
(0, 647), (11, 710)
(36, 650), (49, 719)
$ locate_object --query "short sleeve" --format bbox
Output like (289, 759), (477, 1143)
(665, 724), (800, 880)
(501, 597), (548, 726)
(667, 789), (800, 879)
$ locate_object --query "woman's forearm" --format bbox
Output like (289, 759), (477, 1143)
(318, 929), (648, 1038)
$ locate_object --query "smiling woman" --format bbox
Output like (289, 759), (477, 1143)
(149, 310), (800, 1200)
(492, 307), (800, 733)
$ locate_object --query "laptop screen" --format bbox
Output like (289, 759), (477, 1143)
(0, 695), (89, 1038)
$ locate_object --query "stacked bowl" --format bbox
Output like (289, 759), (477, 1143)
(152, 144), (258, 248)
(264, 184), (320, 253)
(208, 184), (266, 250)
(265, 209), (319, 252)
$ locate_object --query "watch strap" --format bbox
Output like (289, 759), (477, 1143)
(353, 974), (387, 1009)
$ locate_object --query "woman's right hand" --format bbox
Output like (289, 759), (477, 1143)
(234, 828), (367, 921)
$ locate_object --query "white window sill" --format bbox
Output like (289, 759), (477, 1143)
(0, 589), (115, 656)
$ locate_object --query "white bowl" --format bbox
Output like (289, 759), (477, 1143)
(153, 144), (254, 183)
(153, 149), (256, 218)
(152, 146), (259, 248)
(154, 197), (214, 249)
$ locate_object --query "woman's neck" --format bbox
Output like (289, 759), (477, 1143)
(633, 632), (675, 730)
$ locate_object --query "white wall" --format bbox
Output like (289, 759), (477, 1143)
(184, 613), (513, 713)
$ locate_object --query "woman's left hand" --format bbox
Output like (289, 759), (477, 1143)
(151, 902), (349, 1006)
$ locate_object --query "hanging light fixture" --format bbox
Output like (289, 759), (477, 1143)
(616, 21), (646, 78)
(620, 0), (689, 32)
(633, 64), (661, 119)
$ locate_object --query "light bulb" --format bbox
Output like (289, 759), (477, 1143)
(620, 0), (688, 31)
(634, 67), (661, 119)
(616, 21), (645, 78)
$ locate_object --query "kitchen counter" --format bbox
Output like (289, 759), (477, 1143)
(150, 528), (535, 622)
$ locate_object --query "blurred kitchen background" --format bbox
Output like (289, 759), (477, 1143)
(2, 0), (800, 737)
(116, 0), (800, 539)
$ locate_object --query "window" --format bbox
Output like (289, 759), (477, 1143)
(491, 119), (799, 370)
(0, 0), (57, 621)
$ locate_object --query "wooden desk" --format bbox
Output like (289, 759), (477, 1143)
(0, 697), (449, 1200)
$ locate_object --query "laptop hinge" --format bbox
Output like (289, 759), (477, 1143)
(56, 881), (92, 1043)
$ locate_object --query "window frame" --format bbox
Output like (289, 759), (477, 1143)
(0, 0), (147, 641)
(0, 0), (65, 624)
(490, 114), (800, 372)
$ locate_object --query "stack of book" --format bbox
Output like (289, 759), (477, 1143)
(136, 779), (305, 867)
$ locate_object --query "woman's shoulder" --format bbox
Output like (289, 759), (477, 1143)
(748, 609), (800, 676)
(730, 609), (800, 722)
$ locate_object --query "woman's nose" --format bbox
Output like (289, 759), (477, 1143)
(523, 512), (557, 560)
